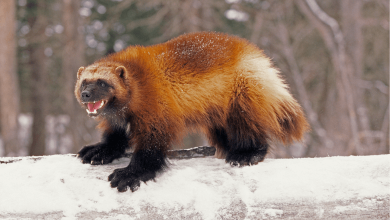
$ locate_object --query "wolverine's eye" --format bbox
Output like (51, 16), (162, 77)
(97, 80), (107, 88)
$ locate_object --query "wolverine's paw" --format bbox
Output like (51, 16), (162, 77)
(108, 168), (156, 192)
(226, 149), (267, 167)
(77, 144), (122, 165)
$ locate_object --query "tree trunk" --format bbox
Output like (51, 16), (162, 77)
(0, 0), (21, 156)
(62, 0), (86, 153)
(27, 0), (49, 156)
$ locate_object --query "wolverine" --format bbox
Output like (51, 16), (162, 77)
(75, 32), (309, 192)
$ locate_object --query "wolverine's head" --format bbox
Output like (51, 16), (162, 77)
(75, 63), (130, 118)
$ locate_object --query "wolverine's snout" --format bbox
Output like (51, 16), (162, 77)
(81, 90), (91, 99)
(81, 88), (95, 103)
(80, 83), (98, 103)
(78, 82), (111, 116)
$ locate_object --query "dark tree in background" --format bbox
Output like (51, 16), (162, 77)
(26, 0), (49, 156)
(62, 0), (87, 153)
(0, 0), (388, 157)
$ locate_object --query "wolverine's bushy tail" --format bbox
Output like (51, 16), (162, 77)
(236, 53), (310, 145)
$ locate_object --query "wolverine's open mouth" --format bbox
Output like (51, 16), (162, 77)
(83, 100), (107, 115)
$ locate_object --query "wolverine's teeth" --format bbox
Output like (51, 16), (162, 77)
(85, 100), (105, 115)
(86, 109), (97, 114)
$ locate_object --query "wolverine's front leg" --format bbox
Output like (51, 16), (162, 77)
(77, 128), (129, 165)
(108, 130), (169, 192)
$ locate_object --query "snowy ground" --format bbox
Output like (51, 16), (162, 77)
(0, 154), (389, 219)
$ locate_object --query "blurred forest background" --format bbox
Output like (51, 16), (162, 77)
(0, 0), (388, 158)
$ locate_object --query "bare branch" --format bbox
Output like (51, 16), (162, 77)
(274, 21), (334, 150)
(379, 104), (389, 153)
(302, 0), (362, 154)
(357, 79), (389, 95)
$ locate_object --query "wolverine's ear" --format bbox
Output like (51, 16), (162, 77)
(77, 67), (85, 80)
(115, 66), (126, 79)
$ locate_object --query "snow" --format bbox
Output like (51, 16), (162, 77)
(0, 154), (389, 219)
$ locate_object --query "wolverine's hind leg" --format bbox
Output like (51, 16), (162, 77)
(207, 127), (230, 159)
(224, 100), (269, 166)
(207, 107), (269, 165)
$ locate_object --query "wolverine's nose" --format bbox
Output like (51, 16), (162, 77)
(81, 91), (91, 99)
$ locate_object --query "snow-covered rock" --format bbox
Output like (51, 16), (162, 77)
(0, 154), (389, 219)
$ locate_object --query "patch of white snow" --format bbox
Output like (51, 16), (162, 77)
(0, 154), (389, 219)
